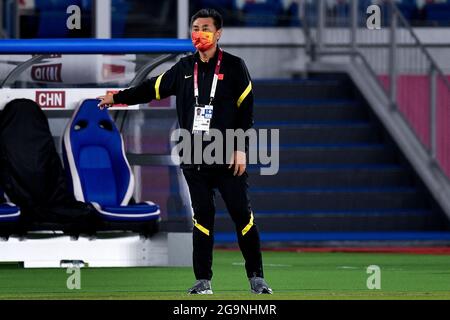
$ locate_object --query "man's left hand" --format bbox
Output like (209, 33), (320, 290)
(228, 150), (246, 176)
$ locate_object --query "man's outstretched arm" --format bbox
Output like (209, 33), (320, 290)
(97, 62), (180, 108)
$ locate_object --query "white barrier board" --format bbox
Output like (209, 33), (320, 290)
(0, 88), (139, 110)
(0, 232), (192, 268)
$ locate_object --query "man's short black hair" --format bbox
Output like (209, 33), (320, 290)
(191, 8), (223, 30)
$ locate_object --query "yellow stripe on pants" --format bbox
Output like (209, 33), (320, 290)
(193, 218), (210, 236)
(241, 212), (254, 236)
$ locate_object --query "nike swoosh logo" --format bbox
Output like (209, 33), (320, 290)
(184, 75), (192, 79)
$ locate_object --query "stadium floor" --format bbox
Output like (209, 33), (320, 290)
(1, 249), (450, 300)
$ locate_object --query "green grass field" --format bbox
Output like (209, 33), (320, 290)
(1, 249), (450, 300)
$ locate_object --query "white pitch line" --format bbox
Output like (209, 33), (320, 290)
(232, 262), (293, 267)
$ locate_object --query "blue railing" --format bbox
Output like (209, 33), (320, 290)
(0, 38), (195, 54)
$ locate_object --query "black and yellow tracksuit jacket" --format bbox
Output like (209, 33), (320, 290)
(113, 47), (254, 167)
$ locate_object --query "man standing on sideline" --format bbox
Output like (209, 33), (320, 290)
(97, 8), (272, 295)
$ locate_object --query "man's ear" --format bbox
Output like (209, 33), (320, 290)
(216, 28), (223, 41)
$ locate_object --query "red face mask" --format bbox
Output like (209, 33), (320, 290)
(191, 31), (215, 52)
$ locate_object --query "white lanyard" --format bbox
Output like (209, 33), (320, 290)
(193, 48), (223, 105)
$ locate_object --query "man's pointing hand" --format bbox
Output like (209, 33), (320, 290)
(96, 94), (114, 110)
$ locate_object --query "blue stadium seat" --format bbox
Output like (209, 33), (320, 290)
(335, 1), (350, 27)
(200, 0), (234, 10)
(35, 0), (85, 38)
(396, 0), (419, 22)
(286, 2), (300, 26)
(111, 0), (129, 38)
(34, 0), (127, 38)
(242, 0), (284, 26)
(425, 2), (450, 26)
(62, 99), (160, 223)
(0, 190), (20, 223)
(37, 11), (69, 38)
(35, 0), (83, 10)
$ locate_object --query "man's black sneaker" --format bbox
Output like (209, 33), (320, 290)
(187, 279), (213, 294)
(249, 277), (273, 294)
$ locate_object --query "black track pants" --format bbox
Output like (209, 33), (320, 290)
(182, 166), (264, 280)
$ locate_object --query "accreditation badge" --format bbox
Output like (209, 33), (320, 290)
(192, 104), (214, 134)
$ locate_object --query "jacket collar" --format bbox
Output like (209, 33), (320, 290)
(194, 46), (220, 65)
